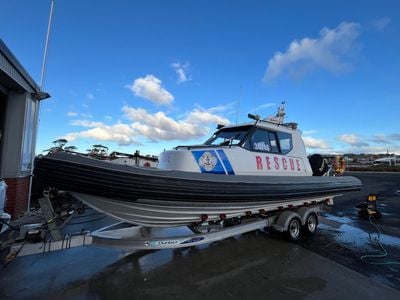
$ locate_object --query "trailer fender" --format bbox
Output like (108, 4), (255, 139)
(296, 206), (320, 226)
(272, 211), (301, 232)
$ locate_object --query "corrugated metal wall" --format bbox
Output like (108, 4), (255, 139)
(0, 51), (32, 92)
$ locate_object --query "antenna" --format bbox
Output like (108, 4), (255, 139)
(40, 0), (55, 91)
(264, 101), (286, 124)
(276, 101), (286, 124)
(28, 0), (55, 218)
(235, 86), (243, 124)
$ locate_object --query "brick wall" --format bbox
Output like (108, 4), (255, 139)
(3, 177), (30, 219)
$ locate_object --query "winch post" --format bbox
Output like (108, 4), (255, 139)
(38, 196), (63, 241)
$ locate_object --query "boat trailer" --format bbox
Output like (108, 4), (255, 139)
(6, 192), (334, 257)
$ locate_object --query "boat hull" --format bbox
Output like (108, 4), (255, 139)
(34, 152), (361, 202)
(71, 192), (336, 227)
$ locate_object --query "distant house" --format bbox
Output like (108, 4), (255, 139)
(0, 39), (50, 218)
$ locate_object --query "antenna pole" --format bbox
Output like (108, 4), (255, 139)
(40, 0), (55, 91)
(28, 0), (55, 211)
(235, 86), (243, 124)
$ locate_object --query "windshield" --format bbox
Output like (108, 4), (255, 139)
(204, 126), (252, 146)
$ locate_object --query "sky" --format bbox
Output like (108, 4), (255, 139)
(1, 0), (399, 156)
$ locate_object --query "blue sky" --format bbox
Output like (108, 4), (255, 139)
(1, 0), (399, 155)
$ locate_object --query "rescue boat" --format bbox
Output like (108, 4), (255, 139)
(33, 103), (362, 227)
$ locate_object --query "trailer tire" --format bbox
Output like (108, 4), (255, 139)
(286, 217), (302, 241)
(303, 213), (318, 236)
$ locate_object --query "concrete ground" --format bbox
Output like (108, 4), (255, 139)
(0, 172), (399, 299)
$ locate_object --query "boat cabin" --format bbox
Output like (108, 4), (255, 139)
(159, 104), (313, 176)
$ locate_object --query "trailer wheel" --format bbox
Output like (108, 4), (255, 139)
(303, 213), (318, 235)
(286, 217), (302, 241)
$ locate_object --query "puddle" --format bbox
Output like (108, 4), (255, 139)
(323, 214), (354, 225)
(334, 224), (400, 249)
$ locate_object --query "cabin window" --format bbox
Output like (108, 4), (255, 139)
(251, 129), (269, 151)
(204, 126), (252, 146)
(244, 128), (292, 154)
(268, 132), (279, 153)
(277, 132), (293, 154)
(244, 128), (278, 153)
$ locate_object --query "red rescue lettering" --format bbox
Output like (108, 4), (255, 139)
(282, 158), (287, 170)
(265, 156), (271, 170)
(255, 156), (302, 172)
(296, 159), (301, 171)
(274, 157), (280, 170)
(289, 158), (294, 170)
(256, 156), (263, 170)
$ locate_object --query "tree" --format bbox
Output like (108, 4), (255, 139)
(43, 146), (60, 154)
(88, 144), (109, 159)
(43, 139), (69, 154)
(52, 138), (68, 149)
(64, 145), (77, 152)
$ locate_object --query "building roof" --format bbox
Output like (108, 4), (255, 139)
(0, 39), (45, 96)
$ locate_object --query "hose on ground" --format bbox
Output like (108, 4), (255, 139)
(360, 215), (400, 266)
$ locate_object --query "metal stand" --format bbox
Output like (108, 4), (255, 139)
(38, 197), (62, 240)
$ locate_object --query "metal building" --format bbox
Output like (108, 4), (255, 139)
(0, 39), (50, 218)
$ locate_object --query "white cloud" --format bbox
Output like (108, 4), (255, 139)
(86, 93), (95, 100)
(371, 134), (390, 144)
(62, 104), (231, 146)
(207, 102), (237, 114)
(67, 111), (78, 117)
(126, 75), (174, 106)
(371, 133), (400, 144)
(171, 62), (191, 84)
(264, 22), (361, 81)
(389, 134), (400, 141)
(249, 102), (276, 113)
(372, 17), (391, 31)
(80, 113), (93, 119)
(337, 133), (369, 147)
(303, 136), (330, 149)
(70, 120), (103, 128)
(123, 106), (230, 141)
(105, 116), (113, 121)
(302, 129), (318, 135)
(64, 122), (138, 146)
(82, 103), (89, 108)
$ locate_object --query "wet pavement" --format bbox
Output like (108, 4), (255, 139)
(1, 172), (400, 299)
(299, 171), (400, 290)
